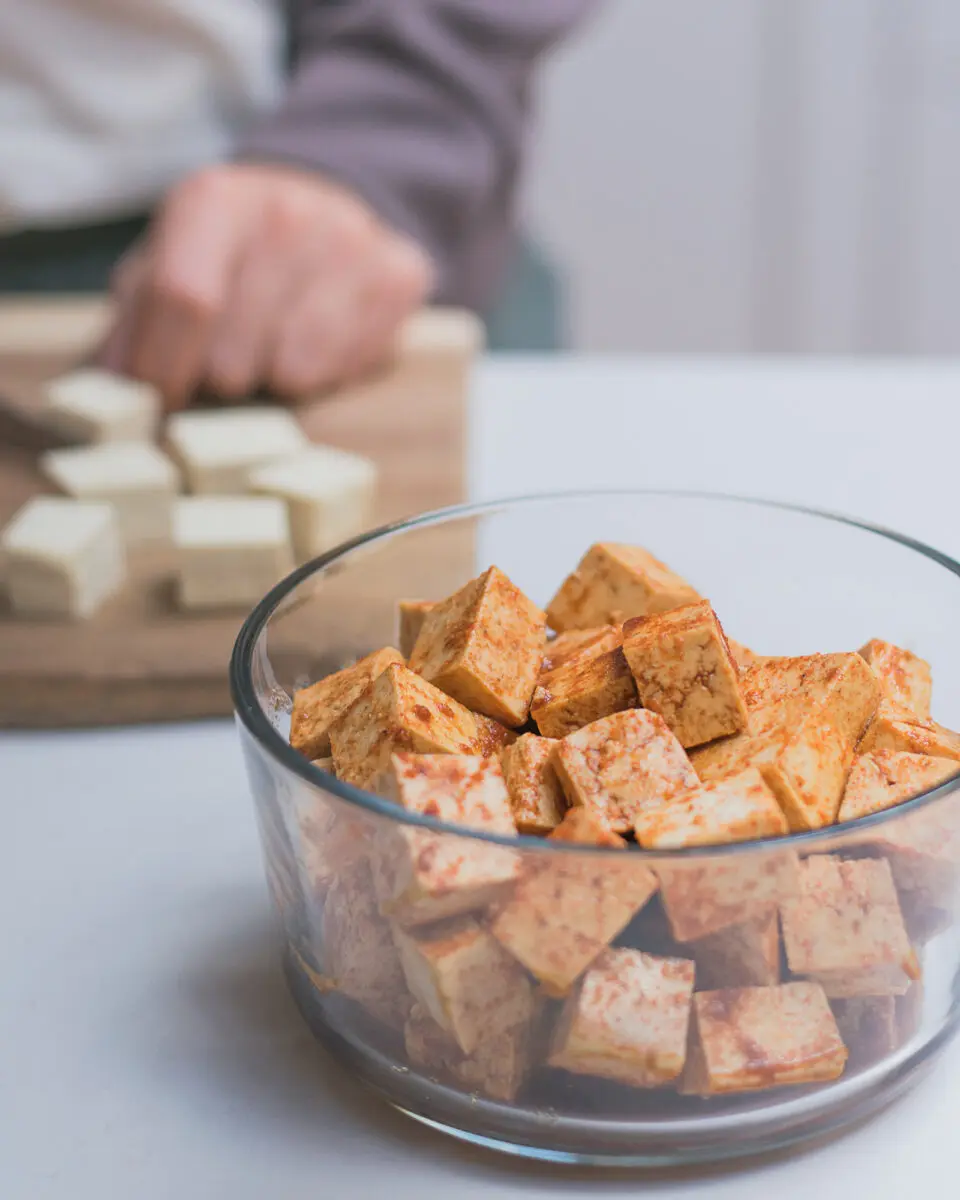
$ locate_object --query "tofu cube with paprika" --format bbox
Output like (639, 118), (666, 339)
(633, 769), (788, 850)
(490, 806), (658, 994)
(689, 906), (781, 990)
(374, 753), (520, 926)
(684, 983), (846, 1095)
(655, 848), (801, 942)
(539, 625), (622, 681)
(838, 751), (958, 823)
(397, 599), (435, 658)
(761, 653), (880, 831)
(547, 948), (696, 1088)
(861, 789), (960, 923)
(692, 652), (880, 831)
(553, 709), (698, 834)
(403, 998), (538, 1102)
(545, 542), (701, 632)
(328, 664), (513, 791)
(858, 638), (932, 718)
(408, 565), (546, 727)
(728, 639), (759, 671)
(621, 600), (748, 748)
(530, 637), (637, 739)
(858, 700), (960, 762)
(690, 653), (845, 782)
(780, 855), (919, 998)
(321, 858), (413, 1030)
(291, 646), (405, 760)
(500, 733), (566, 834)
(830, 989), (922, 1069)
(393, 916), (534, 1055)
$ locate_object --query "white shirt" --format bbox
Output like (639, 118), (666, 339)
(0, 0), (284, 233)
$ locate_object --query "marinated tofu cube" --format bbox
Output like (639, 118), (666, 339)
(322, 859), (413, 1030)
(838, 751), (958, 823)
(545, 542), (700, 632)
(530, 637), (636, 739)
(690, 654), (844, 782)
(397, 600), (435, 658)
(553, 709), (698, 833)
(760, 654), (880, 831)
(858, 700), (960, 762)
(490, 807), (658, 994)
(1, 496), (125, 619)
(247, 444), (377, 563)
(728, 639), (759, 671)
(829, 991), (925, 1070)
(539, 625), (622, 681)
(42, 367), (160, 443)
(374, 753), (520, 925)
(547, 949), (695, 1088)
(692, 653), (880, 831)
(403, 999), (538, 1102)
(684, 983), (847, 1095)
(500, 733), (566, 834)
(689, 725), (783, 786)
(655, 849), (800, 942)
(622, 600), (748, 748)
(328, 664), (513, 791)
(863, 789), (960, 922)
(297, 790), (368, 903)
(689, 907), (781, 990)
(393, 917), (534, 1054)
(381, 752), (517, 830)
(858, 638), (932, 718)
(780, 856), (918, 997)
(408, 565), (546, 727)
(633, 769), (789, 849)
(291, 647), (405, 760)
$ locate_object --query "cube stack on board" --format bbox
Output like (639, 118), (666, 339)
(1, 368), (380, 619)
(287, 540), (960, 1104)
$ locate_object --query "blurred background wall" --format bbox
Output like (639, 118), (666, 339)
(525, 0), (960, 354)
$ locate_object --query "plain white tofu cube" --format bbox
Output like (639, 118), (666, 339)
(40, 441), (180, 546)
(1, 496), (125, 619)
(247, 445), (378, 563)
(173, 496), (293, 611)
(42, 368), (160, 443)
(166, 407), (308, 494)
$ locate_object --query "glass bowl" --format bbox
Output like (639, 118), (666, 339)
(230, 491), (960, 1166)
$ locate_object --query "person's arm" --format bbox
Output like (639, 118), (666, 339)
(237, 0), (597, 309)
(101, 0), (595, 406)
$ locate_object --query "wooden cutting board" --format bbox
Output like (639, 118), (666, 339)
(0, 298), (475, 728)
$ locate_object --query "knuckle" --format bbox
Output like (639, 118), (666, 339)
(263, 191), (312, 241)
(151, 278), (219, 323)
(383, 237), (434, 300)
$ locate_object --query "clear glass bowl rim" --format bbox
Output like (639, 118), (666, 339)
(230, 488), (960, 861)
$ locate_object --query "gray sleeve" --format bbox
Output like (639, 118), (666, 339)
(235, 0), (597, 309)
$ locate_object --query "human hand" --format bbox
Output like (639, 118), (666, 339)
(100, 164), (434, 408)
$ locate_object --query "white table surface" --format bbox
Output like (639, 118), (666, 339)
(4, 356), (960, 1199)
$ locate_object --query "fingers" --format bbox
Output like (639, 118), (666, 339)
(266, 235), (433, 398)
(120, 171), (255, 408)
(96, 164), (435, 408)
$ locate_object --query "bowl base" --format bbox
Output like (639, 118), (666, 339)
(284, 949), (956, 1167)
